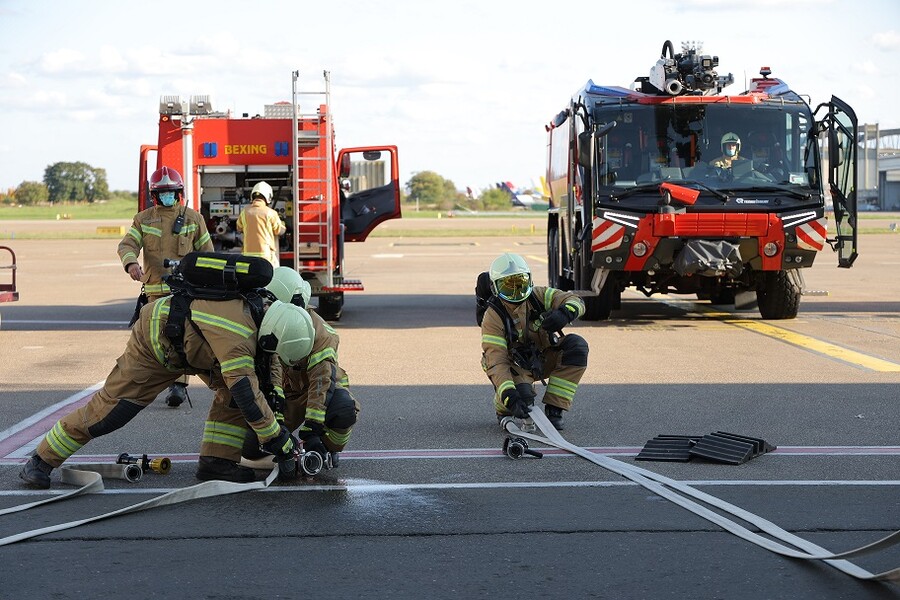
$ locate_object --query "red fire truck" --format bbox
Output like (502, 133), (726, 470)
(138, 71), (401, 320)
(0, 245), (17, 303)
(546, 41), (858, 320)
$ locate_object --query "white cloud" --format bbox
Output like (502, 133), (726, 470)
(37, 48), (85, 73)
(872, 31), (900, 50)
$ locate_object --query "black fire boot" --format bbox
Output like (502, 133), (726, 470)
(196, 456), (256, 483)
(165, 382), (189, 408)
(545, 404), (565, 431)
(19, 455), (54, 489)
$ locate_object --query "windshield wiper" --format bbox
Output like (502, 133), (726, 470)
(719, 185), (812, 201)
(612, 180), (731, 203)
(610, 183), (664, 201)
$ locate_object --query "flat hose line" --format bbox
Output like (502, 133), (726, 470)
(506, 407), (900, 583)
(0, 464), (281, 546)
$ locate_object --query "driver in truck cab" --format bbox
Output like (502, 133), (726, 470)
(709, 132), (745, 169)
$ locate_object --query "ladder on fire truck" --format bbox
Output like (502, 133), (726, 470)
(291, 70), (339, 290)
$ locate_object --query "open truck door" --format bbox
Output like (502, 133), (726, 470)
(337, 146), (401, 242)
(824, 96), (858, 268)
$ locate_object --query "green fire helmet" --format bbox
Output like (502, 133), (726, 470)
(251, 181), (274, 204)
(258, 300), (315, 366)
(266, 266), (312, 308)
(489, 253), (533, 303)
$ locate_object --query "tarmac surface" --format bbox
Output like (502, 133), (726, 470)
(0, 218), (898, 599)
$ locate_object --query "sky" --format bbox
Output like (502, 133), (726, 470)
(1, 0), (898, 194)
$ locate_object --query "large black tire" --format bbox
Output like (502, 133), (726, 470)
(756, 271), (800, 319)
(317, 292), (344, 321)
(582, 274), (617, 321)
(547, 227), (561, 288)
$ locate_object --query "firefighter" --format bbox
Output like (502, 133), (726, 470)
(19, 299), (316, 489)
(118, 166), (214, 408)
(237, 181), (286, 267)
(481, 253), (589, 430)
(243, 267), (359, 467)
(709, 132), (744, 169)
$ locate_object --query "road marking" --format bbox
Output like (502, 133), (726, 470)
(648, 296), (900, 372)
(0, 479), (897, 498)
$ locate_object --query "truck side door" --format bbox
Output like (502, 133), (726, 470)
(827, 96), (858, 268)
(337, 146), (401, 242)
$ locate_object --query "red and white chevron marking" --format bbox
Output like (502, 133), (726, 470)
(795, 217), (827, 251)
(591, 216), (625, 252)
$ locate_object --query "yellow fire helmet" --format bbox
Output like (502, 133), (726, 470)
(258, 300), (315, 366)
(489, 253), (533, 303)
(266, 266), (312, 308)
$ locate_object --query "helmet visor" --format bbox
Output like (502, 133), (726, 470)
(495, 272), (532, 303)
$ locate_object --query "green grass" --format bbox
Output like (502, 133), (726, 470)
(0, 197), (137, 220)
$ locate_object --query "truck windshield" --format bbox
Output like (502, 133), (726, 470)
(594, 102), (820, 208)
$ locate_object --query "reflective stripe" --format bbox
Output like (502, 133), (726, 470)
(140, 224), (162, 238)
(45, 421), (83, 459)
(194, 256), (251, 275)
(127, 226), (142, 244)
(339, 375), (350, 387)
(547, 376), (578, 401)
(308, 347), (336, 370)
(194, 232), (211, 249)
(149, 299), (171, 366)
(191, 310), (254, 337)
(482, 334), (507, 348)
(496, 379), (516, 411)
(201, 421), (248, 449)
(543, 288), (555, 310)
(121, 251), (138, 265)
(305, 408), (326, 423)
(565, 299), (585, 319)
(325, 427), (351, 446)
(253, 419), (281, 440)
(323, 323), (337, 335)
(144, 283), (171, 295)
(221, 355), (255, 372)
(180, 223), (199, 235)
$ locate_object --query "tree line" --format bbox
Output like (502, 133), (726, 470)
(404, 170), (525, 212)
(2, 162), (110, 205)
(3, 163), (535, 211)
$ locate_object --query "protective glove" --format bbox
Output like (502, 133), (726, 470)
(261, 425), (298, 460)
(266, 388), (286, 422)
(541, 306), (576, 332)
(501, 388), (530, 420)
(298, 421), (329, 457)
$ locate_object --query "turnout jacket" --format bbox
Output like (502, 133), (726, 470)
(118, 203), (213, 297)
(481, 286), (585, 394)
(237, 198), (285, 266)
(283, 310), (349, 430)
(142, 297), (283, 442)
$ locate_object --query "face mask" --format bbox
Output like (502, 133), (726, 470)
(158, 191), (177, 206)
(724, 144), (737, 158)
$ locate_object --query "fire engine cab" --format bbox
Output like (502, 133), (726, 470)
(138, 71), (401, 320)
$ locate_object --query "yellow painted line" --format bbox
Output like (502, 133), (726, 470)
(642, 296), (900, 372)
(723, 318), (900, 372)
(526, 254), (547, 264)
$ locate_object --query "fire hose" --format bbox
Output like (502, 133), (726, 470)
(504, 407), (900, 582)
(0, 462), (281, 546)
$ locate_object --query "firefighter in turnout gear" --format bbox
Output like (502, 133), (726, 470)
(118, 166), (214, 408)
(237, 181), (286, 267)
(19, 297), (315, 489)
(481, 253), (589, 430)
(243, 267), (359, 468)
(709, 132), (744, 169)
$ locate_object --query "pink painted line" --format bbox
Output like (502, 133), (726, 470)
(0, 391), (95, 458)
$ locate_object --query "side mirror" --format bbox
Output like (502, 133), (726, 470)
(339, 153), (351, 177)
(828, 131), (843, 167)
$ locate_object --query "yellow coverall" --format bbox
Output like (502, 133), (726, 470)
(35, 298), (283, 468)
(282, 310), (359, 452)
(481, 286), (588, 415)
(237, 198), (285, 267)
